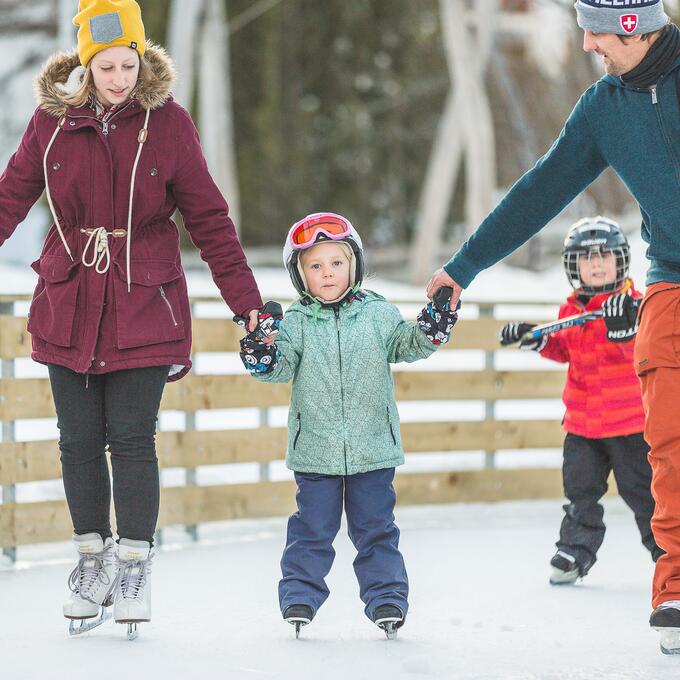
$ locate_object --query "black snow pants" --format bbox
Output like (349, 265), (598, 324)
(556, 432), (662, 573)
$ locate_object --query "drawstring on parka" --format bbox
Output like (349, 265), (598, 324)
(42, 107), (151, 293)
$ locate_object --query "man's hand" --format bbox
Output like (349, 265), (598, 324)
(426, 268), (463, 309)
(601, 293), (639, 343)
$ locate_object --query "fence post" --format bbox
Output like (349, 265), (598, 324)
(184, 409), (198, 542)
(480, 302), (496, 469)
(1, 300), (17, 562)
(184, 301), (199, 542)
(258, 408), (270, 482)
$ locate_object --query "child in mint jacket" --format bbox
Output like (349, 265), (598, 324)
(239, 212), (458, 638)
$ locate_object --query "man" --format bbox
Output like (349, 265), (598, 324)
(426, 0), (680, 653)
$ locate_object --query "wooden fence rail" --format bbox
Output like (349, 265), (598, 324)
(0, 297), (572, 557)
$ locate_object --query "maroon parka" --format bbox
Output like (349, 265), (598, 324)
(0, 43), (262, 381)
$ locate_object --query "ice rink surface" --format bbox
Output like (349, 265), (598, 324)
(1, 498), (678, 680)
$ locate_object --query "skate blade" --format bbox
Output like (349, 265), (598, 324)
(286, 619), (310, 639)
(126, 623), (138, 641)
(378, 621), (399, 640)
(656, 629), (680, 655)
(67, 609), (112, 636)
(375, 618), (401, 640)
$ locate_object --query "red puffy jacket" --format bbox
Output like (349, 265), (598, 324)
(539, 281), (645, 439)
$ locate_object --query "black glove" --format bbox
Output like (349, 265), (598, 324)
(239, 334), (280, 374)
(601, 293), (638, 343)
(417, 289), (460, 345)
(499, 322), (545, 351)
(233, 301), (283, 342)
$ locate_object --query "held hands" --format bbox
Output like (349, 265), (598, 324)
(234, 301), (283, 374)
(425, 268), (463, 311)
(417, 287), (460, 345)
(601, 293), (639, 343)
(499, 322), (546, 351)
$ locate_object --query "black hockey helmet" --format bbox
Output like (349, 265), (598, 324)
(562, 216), (630, 295)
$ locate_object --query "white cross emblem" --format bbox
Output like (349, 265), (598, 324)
(620, 14), (638, 34)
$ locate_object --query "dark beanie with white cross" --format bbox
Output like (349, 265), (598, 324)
(575, 0), (669, 36)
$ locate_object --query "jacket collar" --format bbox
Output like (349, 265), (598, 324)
(35, 41), (176, 118)
(288, 289), (381, 319)
(602, 54), (680, 90)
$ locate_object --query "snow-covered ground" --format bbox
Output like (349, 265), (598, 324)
(1, 498), (676, 680)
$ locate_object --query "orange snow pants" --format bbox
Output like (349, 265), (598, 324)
(635, 282), (680, 607)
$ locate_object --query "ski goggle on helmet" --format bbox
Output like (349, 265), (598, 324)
(283, 212), (364, 299)
(562, 216), (630, 296)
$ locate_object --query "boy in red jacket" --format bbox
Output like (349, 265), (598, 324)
(501, 216), (662, 584)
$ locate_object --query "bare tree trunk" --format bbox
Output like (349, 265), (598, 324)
(198, 0), (240, 228)
(167, 0), (204, 107)
(168, 0), (240, 230)
(410, 0), (497, 284)
(57, 0), (75, 51)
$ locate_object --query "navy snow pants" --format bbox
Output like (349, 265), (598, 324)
(279, 467), (408, 621)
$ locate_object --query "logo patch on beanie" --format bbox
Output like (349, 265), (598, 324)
(90, 12), (124, 44)
(620, 14), (638, 33)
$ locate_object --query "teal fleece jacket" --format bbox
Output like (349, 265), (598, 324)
(444, 57), (680, 289)
(255, 291), (437, 475)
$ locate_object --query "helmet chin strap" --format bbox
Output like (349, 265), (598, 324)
(303, 282), (360, 307)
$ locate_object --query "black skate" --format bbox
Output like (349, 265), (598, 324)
(549, 551), (581, 586)
(650, 601), (680, 655)
(372, 604), (404, 640)
(283, 604), (313, 639)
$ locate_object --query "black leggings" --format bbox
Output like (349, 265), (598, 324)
(48, 364), (170, 544)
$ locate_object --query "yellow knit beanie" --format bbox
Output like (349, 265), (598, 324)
(73, 0), (146, 66)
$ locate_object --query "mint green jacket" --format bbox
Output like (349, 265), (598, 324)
(256, 291), (437, 475)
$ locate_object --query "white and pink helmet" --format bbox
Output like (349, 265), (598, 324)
(283, 212), (364, 298)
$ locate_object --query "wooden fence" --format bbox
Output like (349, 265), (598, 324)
(0, 293), (571, 559)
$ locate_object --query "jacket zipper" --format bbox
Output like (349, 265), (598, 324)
(293, 412), (302, 450)
(334, 306), (348, 474)
(159, 286), (179, 326)
(67, 100), (134, 136)
(29, 284), (48, 313)
(387, 407), (397, 445)
(648, 76), (680, 182)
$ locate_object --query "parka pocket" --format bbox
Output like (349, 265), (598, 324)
(387, 406), (397, 446)
(27, 255), (80, 347)
(112, 259), (186, 349)
(293, 412), (302, 450)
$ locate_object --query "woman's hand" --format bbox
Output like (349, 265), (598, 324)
(246, 307), (278, 345)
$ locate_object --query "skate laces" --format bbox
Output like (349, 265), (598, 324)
(68, 550), (113, 604)
(117, 556), (152, 601)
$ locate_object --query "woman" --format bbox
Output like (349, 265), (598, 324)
(0, 0), (263, 637)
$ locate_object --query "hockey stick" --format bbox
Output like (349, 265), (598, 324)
(518, 297), (640, 344)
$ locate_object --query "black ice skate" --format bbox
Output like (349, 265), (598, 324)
(549, 551), (581, 586)
(283, 604), (313, 639)
(372, 604), (404, 640)
(650, 601), (680, 655)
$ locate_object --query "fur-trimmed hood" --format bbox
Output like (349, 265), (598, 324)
(34, 41), (177, 118)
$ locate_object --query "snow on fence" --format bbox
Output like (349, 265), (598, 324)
(0, 292), (572, 560)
